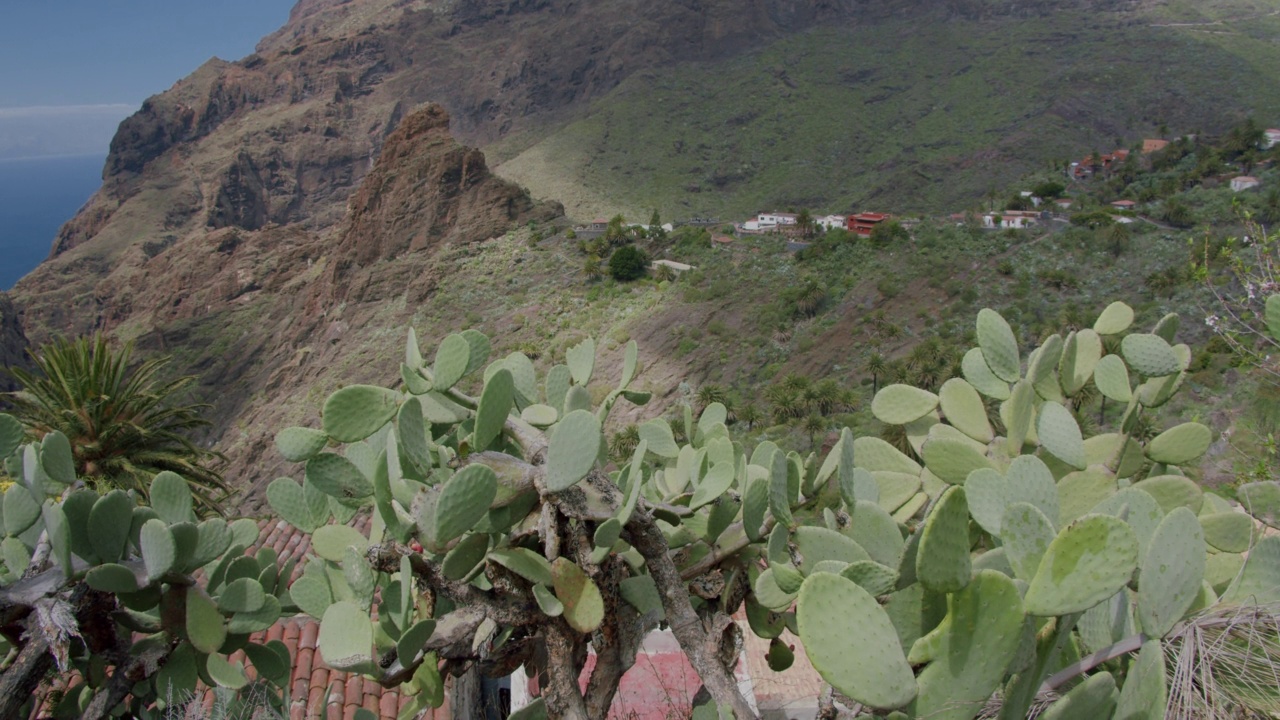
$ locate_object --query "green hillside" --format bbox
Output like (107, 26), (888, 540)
(495, 9), (1280, 221)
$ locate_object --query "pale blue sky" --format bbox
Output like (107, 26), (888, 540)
(0, 1), (296, 158)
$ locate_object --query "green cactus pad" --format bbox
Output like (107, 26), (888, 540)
(267, 478), (329, 533)
(1078, 590), (1136, 655)
(1093, 355), (1133, 403)
(242, 641), (290, 685)
(753, 568), (798, 610)
(186, 586), (228, 654)
(1205, 552), (1245, 594)
(1036, 401), (1086, 470)
(1062, 329), (1104, 396)
(154, 643), (199, 703)
(854, 436), (922, 475)
(545, 410), (601, 492)
(311, 524), (369, 562)
(977, 308), (1021, 382)
(1114, 640), (1166, 720)
(1150, 311), (1180, 342)
(1131, 475), (1203, 514)
(529, 583), (563, 617)
(396, 398), (432, 476)
(432, 334), (471, 391)
(1002, 502), (1057, 582)
(769, 452), (795, 528)
(395, 619), (437, 666)
(1090, 488), (1164, 568)
(401, 363), (433, 395)
(460, 329), (491, 376)
(848, 501), (905, 568)
(322, 385), (399, 443)
(85, 563), (140, 594)
(218, 578), (267, 614)
(1024, 514), (1138, 615)
(433, 464), (498, 544)
(903, 412), (938, 456)
(745, 597), (785, 639)
(690, 461), (734, 510)
(1121, 334), (1181, 378)
(893, 493), (929, 523)
(275, 427), (328, 463)
(797, 572), (918, 709)
(840, 561), (899, 596)
(841, 457), (880, 509)
(742, 476), (770, 542)
(140, 519), (176, 580)
(86, 490), (132, 564)
(961, 348), (1011, 400)
(1135, 347), (1189, 408)
(1028, 336), (1065, 403)
(871, 471), (921, 513)
(229, 594), (282, 635)
(619, 575), (665, 619)
(1041, 672), (1118, 720)
(488, 547), (555, 586)
(551, 557), (605, 633)
(638, 418), (680, 459)
(205, 653), (249, 690)
(908, 570), (1025, 720)
(519, 404), (559, 427)
(473, 368), (514, 452)
(916, 487), (972, 593)
(1057, 468), (1118, 526)
(1004, 380), (1036, 454)
(938, 379), (993, 443)
(1238, 481), (1280, 528)
(565, 337), (596, 386)
(966, 455), (1059, 538)
(1138, 507), (1205, 638)
(872, 384), (941, 425)
(38, 431), (75, 485)
(1221, 536), (1280, 605)
(1094, 301), (1135, 335)
(3, 484), (40, 535)
(319, 601), (376, 672)
(305, 453), (374, 501)
(793, 526), (872, 573)
(1199, 511), (1254, 553)
(920, 438), (995, 485)
(289, 574), (333, 619)
(146, 471), (192, 525)
(0, 413), (22, 459)
(442, 532), (490, 581)
(1145, 422), (1212, 465)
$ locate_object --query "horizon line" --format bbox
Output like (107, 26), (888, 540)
(0, 103), (137, 119)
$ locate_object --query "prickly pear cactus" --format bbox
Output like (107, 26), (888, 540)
(0, 416), (288, 719)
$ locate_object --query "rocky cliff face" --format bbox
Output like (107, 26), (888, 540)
(0, 293), (29, 395)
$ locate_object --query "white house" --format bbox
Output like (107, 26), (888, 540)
(757, 212), (798, 227)
(1265, 129), (1280, 149)
(817, 214), (846, 231)
(983, 211), (1039, 230)
(1232, 176), (1261, 192)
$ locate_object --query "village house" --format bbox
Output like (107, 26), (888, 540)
(1232, 176), (1261, 192)
(982, 211), (1040, 229)
(1073, 148), (1130, 178)
(847, 212), (890, 236)
(587, 218), (609, 231)
(742, 212), (798, 233)
(817, 214), (846, 231)
(1110, 200), (1137, 210)
(1142, 139), (1170, 154)
(1265, 129), (1280, 149)
(1053, 197), (1074, 211)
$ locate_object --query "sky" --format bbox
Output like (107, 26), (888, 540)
(0, 0), (297, 159)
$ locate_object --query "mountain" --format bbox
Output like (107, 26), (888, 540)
(6, 0), (1278, 499)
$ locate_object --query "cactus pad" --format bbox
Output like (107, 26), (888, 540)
(565, 337), (596, 386)
(908, 570), (1025, 720)
(1024, 514), (1138, 615)
(977, 309), (1021, 382)
(1121, 334), (1181, 378)
(267, 478), (330, 533)
(551, 557), (605, 633)
(1004, 380), (1036, 454)
(433, 465), (498, 545)
(219, 578), (267, 614)
(1057, 468), (1118, 526)
(1131, 475), (1203, 514)
(854, 436), (922, 475)
(872, 471), (921, 512)
(186, 586), (227, 654)
(432, 334), (471, 391)
(322, 385), (399, 443)
(0, 413), (21, 458)
(1238, 481), (1280, 528)
(753, 568), (798, 610)
(639, 418), (680, 458)
(1221, 536), (1280, 605)
(1145, 422), (1212, 465)
(305, 453), (374, 502)
(848, 501), (904, 568)
(1138, 507), (1205, 638)
(275, 427), (329, 463)
(311, 524), (370, 562)
(938, 379), (993, 443)
(1059, 329), (1102, 396)
(473, 368), (514, 452)
(1199, 511), (1254, 553)
(797, 572), (918, 709)
(1094, 301), (1135, 335)
(1002, 502), (1056, 582)
(1041, 672), (1118, 720)
(488, 547), (555, 586)
(141, 519), (176, 580)
(1093, 355), (1133, 403)
(38, 431), (75, 485)
(690, 461), (734, 510)
(872, 384), (941, 425)
(319, 601), (376, 672)
(840, 561), (900, 596)
(1036, 401), (1086, 470)
(920, 438), (995, 485)
(961, 348), (1011, 400)
(916, 487), (972, 593)
(1114, 640), (1167, 720)
(545, 410), (602, 492)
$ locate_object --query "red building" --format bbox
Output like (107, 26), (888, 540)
(847, 212), (891, 236)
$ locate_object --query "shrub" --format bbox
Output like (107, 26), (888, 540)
(609, 245), (649, 281)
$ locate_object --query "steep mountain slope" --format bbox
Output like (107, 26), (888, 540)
(5, 0), (1277, 498)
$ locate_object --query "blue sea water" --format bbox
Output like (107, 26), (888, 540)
(0, 154), (106, 290)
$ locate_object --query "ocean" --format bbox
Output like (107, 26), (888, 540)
(0, 154), (106, 290)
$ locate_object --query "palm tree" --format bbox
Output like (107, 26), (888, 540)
(802, 414), (827, 450)
(5, 334), (227, 512)
(737, 402), (761, 431)
(583, 255), (604, 282)
(809, 379), (843, 416)
(865, 353), (887, 395)
(696, 384), (729, 414)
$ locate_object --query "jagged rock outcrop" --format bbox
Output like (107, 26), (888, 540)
(0, 293), (30, 395)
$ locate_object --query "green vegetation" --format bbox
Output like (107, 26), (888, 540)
(4, 335), (227, 512)
(0, 423), (286, 719)
(253, 301), (1280, 719)
(607, 244), (648, 281)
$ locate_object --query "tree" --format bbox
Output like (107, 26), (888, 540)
(1104, 221), (1131, 257)
(648, 208), (666, 241)
(869, 219), (909, 247)
(0, 422), (282, 720)
(865, 352), (887, 395)
(1164, 199), (1196, 228)
(796, 208), (815, 239)
(1032, 181), (1066, 199)
(583, 255), (604, 282)
(4, 334), (226, 512)
(802, 413), (827, 449)
(608, 245), (648, 282)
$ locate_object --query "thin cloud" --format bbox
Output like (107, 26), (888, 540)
(0, 104), (136, 119)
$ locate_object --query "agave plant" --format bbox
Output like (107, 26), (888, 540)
(3, 334), (227, 512)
